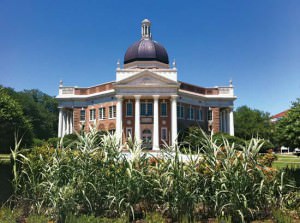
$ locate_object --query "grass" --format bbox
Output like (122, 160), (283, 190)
(273, 154), (300, 169)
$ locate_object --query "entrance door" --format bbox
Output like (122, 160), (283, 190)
(142, 129), (152, 149)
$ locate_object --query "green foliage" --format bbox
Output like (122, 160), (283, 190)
(1, 86), (58, 144)
(259, 139), (275, 153)
(234, 106), (273, 140)
(275, 98), (300, 149)
(272, 209), (293, 223)
(0, 88), (33, 153)
(145, 212), (165, 223)
(213, 132), (245, 150)
(65, 214), (127, 223)
(0, 207), (21, 223)
(26, 214), (49, 223)
(11, 128), (297, 222)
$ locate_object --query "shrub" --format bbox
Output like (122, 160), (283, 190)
(0, 208), (21, 223)
(10, 127), (296, 223)
(26, 214), (50, 223)
(32, 138), (47, 147)
(212, 132), (245, 150)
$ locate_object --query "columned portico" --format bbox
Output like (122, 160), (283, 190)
(116, 95), (123, 142)
(134, 95), (141, 142)
(153, 95), (160, 150)
(171, 95), (178, 146)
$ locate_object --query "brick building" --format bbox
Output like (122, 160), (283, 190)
(56, 19), (237, 150)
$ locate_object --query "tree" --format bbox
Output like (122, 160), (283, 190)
(1, 86), (58, 140)
(234, 106), (273, 140)
(275, 98), (300, 149)
(0, 88), (33, 152)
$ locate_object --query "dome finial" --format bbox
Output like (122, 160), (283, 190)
(229, 78), (233, 87)
(117, 59), (120, 70)
(141, 19), (151, 39)
(172, 59), (176, 69)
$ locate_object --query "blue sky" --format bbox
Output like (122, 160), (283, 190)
(0, 0), (299, 115)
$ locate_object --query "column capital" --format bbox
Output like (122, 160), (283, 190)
(116, 95), (123, 100)
(170, 95), (178, 100)
(153, 95), (160, 100)
(134, 95), (141, 100)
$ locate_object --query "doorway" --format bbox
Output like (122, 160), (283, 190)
(142, 128), (152, 149)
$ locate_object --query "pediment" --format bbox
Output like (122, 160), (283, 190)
(116, 71), (178, 87)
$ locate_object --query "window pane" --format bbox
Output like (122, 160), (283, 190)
(109, 106), (113, 118)
(147, 103), (153, 116)
(161, 103), (167, 116)
(208, 110), (212, 121)
(127, 102), (133, 116)
(80, 110), (85, 121)
(113, 105), (116, 118)
(141, 103), (146, 116)
(161, 128), (167, 140)
(90, 109), (95, 120)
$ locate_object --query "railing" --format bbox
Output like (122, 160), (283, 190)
(59, 87), (74, 95)
(218, 87), (233, 96)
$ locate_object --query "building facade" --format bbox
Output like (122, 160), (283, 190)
(56, 19), (237, 150)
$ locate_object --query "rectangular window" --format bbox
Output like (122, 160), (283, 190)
(126, 101), (133, 117)
(99, 107), (106, 120)
(126, 127), (132, 139)
(208, 109), (213, 121)
(89, 109), (96, 121)
(198, 109), (203, 121)
(80, 110), (86, 121)
(161, 128), (168, 141)
(177, 104), (185, 119)
(188, 106), (194, 120)
(141, 102), (153, 116)
(109, 105), (116, 119)
(160, 102), (167, 117)
(141, 103), (147, 116)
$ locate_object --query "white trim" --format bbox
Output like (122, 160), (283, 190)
(109, 105), (116, 119)
(80, 109), (86, 122)
(179, 89), (237, 100)
(99, 107), (106, 120)
(89, 109), (96, 121)
(56, 89), (115, 99)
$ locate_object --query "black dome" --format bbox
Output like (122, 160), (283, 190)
(124, 39), (169, 64)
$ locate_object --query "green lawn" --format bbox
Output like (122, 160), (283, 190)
(273, 154), (300, 169)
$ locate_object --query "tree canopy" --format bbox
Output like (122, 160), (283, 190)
(0, 88), (33, 152)
(234, 106), (273, 140)
(0, 86), (58, 152)
(275, 98), (300, 149)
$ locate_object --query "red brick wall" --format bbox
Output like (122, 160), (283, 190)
(74, 82), (114, 95)
(211, 107), (220, 134)
(73, 102), (117, 133)
(159, 99), (171, 146)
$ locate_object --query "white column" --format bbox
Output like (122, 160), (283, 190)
(58, 108), (63, 137)
(70, 110), (73, 134)
(62, 111), (66, 137)
(134, 95), (141, 142)
(171, 95), (178, 146)
(229, 108), (234, 136)
(153, 95), (160, 150)
(116, 95), (123, 143)
(67, 111), (70, 134)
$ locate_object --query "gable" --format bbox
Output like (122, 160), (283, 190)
(116, 70), (178, 87)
